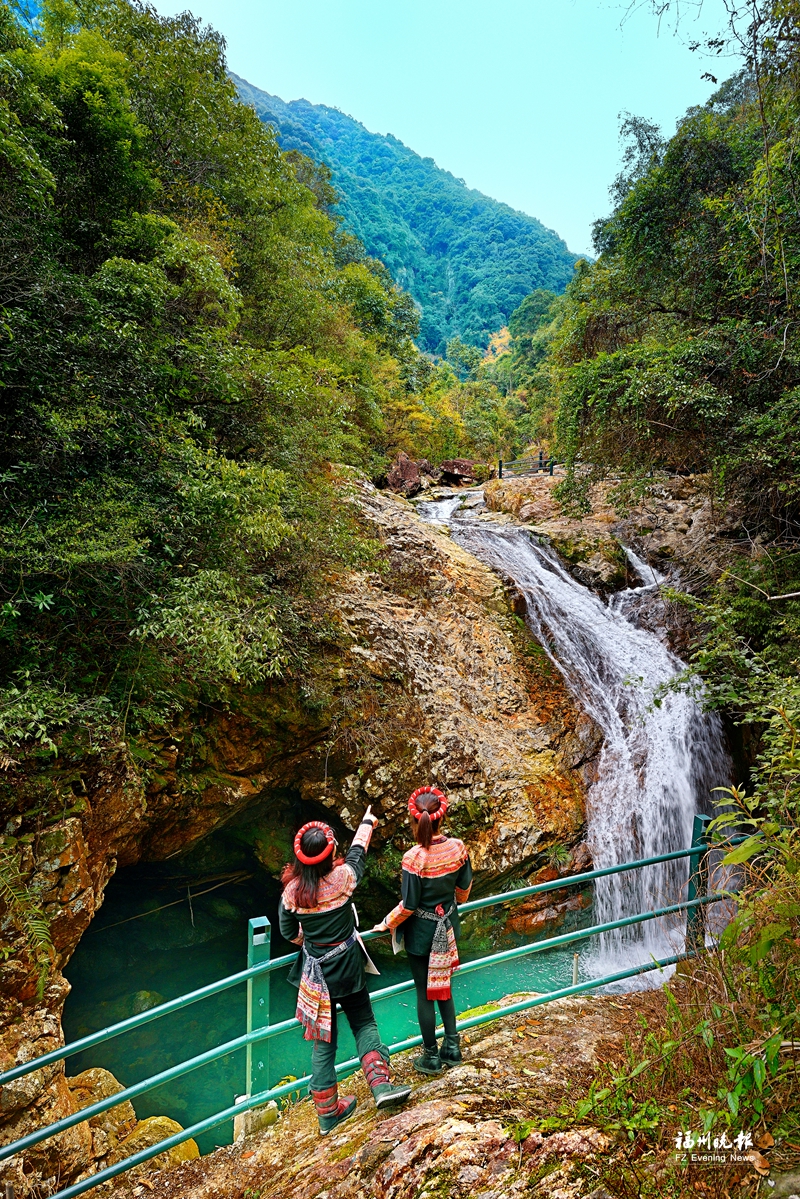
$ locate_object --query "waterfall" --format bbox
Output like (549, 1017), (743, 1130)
(417, 494), (730, 979)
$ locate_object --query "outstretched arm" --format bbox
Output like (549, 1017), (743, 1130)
(343, 805), (378, 887)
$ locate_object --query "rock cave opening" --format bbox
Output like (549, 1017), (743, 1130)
(60, 792), (593, 1152)
(61, 818), (286, 1152)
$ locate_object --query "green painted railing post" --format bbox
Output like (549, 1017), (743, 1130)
(246, 917), (271, 1096)
(498, 458), (503, 479)
(687, 814), (712, 951)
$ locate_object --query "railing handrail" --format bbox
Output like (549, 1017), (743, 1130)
(0, 952), (296, 1087)
(43, 948), (695, 1199)
(498, 453), (561, 478)
(0, 889), (723, 1163)
(458, 842), (712, 915)
(0, 838), (728, 1089)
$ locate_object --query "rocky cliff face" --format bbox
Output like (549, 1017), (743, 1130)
(483, 472), (758, 656)
(0, 482), (598, 1194)
(484, 472), (752, 593)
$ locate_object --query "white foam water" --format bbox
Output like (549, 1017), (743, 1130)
(416, 494), (730, 980)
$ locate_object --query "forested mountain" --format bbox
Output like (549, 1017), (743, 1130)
(233, 74), (579, 353)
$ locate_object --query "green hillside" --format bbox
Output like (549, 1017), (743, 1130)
(233, 74), (580, 353)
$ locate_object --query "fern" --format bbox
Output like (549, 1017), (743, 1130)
(0, 848), (53, 996)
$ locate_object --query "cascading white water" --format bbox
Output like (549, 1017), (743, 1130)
(417, 493), (730, 978)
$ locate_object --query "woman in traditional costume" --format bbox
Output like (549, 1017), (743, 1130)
(279, 807), (411, 1135)
(372, 786), (473, 1075)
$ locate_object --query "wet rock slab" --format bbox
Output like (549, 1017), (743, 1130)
(483, 472), (754, 593)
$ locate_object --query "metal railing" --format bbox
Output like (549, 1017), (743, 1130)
(498, 452), (560, 478)
(0, 814), (730, 1198)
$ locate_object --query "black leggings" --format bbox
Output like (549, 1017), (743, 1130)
(407, 952), (457, 1047)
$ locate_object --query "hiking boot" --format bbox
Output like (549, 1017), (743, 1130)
(439, 1033), (463, 1069)
(412, 1044), (443, 1075)
(362, 1050), (412, 1109)
(311, 1085), (357, 1135)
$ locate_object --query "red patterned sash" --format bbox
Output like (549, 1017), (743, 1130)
(415, 902), (459, 1000)
(296, 934), (353, 1042)
(296, 928), (380, 1041)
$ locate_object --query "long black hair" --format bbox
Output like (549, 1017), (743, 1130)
(281, 827), (338, 908)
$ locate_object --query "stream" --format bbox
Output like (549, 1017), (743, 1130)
(416, 492), (731, 977)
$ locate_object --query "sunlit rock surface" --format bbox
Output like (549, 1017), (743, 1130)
(484, 472), (751, 591)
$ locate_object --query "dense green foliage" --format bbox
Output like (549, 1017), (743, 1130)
(548, 3), (800, 747)
(543, 2), (800, 1168)
(378, 304), (564, 467)
(551, 66), (800, 508)
(233, 75), (579, 354)
(547, 0), (800, 711)
(489, 287), (562, 446)
(0, 0), (428, 752)
(382, 353), (519, 466)
(0, 0), (573, 764)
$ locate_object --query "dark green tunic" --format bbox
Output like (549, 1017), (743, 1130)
(385, 834), (474, 955)
(279, 823), (373, 998)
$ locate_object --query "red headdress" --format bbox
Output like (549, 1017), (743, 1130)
(294, 821), (335, 865)
(408, 785), (448, 821)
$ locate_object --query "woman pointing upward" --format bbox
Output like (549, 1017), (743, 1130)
(279, 806), (411, 1135)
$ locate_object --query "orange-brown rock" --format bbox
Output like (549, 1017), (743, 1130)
(503, 843), (593, 935)
(386, 451), (423, 496)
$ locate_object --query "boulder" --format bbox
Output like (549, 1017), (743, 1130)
(66, 1067), (137, 1167)
(67, 1067), (137, 1131)
(503, 840), (594, 935)
(439, 457), (475, 485)
(483, 470), (756, 599)
(386, 451), (422, 496)
(416, 458), (438, 477)
(110, 1115), (200, 1172)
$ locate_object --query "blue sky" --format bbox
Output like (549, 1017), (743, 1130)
(153, 0), (735, 256)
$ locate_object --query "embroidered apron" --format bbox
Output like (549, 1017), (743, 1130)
(296, 924), (379, 1042)
(414, 902), (459, 1000)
